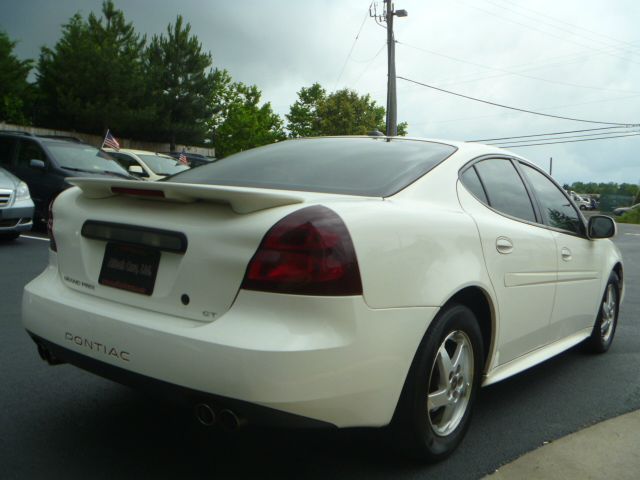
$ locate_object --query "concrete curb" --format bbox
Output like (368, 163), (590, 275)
(484, 410), (640, 479)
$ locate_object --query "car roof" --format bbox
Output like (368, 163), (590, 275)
(0, 131), (85, 145)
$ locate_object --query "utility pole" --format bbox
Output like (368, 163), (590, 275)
(371, 1), (407, 137)
(549, 157), (553, 176)
(385, 0), (397, 137)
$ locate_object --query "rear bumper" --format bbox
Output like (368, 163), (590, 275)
(23, 261), (438, 428)
(28, 332), (333, 429)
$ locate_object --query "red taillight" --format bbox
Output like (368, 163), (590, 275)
(241, 206), (363, 296)
(48, 199), (56, 252)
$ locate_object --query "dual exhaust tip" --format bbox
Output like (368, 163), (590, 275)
(194, 403), (247, 431)
(35, 342), (246, 431)
(37, 343), (65, 366)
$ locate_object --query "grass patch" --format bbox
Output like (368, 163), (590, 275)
(617, 209), (640, 224)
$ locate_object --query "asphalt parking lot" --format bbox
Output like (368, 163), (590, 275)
(1, 223), (639, 479)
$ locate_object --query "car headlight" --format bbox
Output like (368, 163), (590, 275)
(15, 181), (31, 201)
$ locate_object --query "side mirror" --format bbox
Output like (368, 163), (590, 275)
(30, 159), (46, 170)
(588, 215), (616, 239)
(128, 165), (146, 176)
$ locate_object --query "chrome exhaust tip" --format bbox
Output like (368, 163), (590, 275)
(218, 409), (248, 431)
(37, 344), (65, 365)
(194, 403), (217, 427)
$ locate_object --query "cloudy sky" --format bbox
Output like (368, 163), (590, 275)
(2, 0), (640, 185)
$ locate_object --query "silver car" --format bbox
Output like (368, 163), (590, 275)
(0, 167), (34, 240)
(613, 203), (640, 216)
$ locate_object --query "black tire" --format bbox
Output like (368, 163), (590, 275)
(391, 304), (484, 462)
(585, 272), (620, 353)
(0, 232), (20, 241)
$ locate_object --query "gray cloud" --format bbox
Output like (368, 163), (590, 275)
(2, 0), (639, 185)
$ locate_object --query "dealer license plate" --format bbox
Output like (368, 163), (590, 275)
(99, 242), (160, 295)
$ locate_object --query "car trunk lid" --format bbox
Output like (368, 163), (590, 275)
(52, 179), (309, 323)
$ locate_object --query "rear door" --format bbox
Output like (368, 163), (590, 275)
(458, 157), (557, 365)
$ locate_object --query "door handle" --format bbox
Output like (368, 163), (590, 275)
(496, 237), (513, 254)
(561, 247), (572, 261)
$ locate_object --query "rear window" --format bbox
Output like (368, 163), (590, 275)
(168, 138), (457, 196)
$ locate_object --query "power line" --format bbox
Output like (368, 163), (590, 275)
(352, 42), (386, 86)
(470, 126), (629, 142)
(499, 132), (640, 148)
(487, 0), (638, 50)
(396, 76), (639, 126)
(490, 129), (638, 146)
(408, 92), (640, 127)
(334, 3), (372, 89)
(421, 43), (640, 93)
(455, 0), (640, 68)
(348, 44), (387, 64)
(397, 41), (640, 95)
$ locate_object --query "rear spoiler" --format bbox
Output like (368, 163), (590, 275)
(67, 178), (305, 214)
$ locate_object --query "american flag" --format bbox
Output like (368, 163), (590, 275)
(178, 149), (189, 166)
(102, 130), (120, 150)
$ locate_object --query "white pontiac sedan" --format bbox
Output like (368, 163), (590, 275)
(23, 137), (622, 461)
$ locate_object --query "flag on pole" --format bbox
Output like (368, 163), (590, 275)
(178, 149), (189, 166)
(102, 129), (120, 150)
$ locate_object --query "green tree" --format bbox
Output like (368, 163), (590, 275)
(0, 30), (33, 124)
(286, 83), (326, 137)
(316, 88), (385, 135)
(570, 181), (586, 193)
(206, 68), (240, 143)
(36, 1), (148, 135)
(570, 181), (638, 197)
(617, 182), (638, 197)
(286, 82), (407, 137)
(146, 15), (215, 149)
(214, 83), (285, 158)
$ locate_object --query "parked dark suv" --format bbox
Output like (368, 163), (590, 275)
(0, 132), (133, 226)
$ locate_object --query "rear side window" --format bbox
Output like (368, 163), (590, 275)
(169, 138), (457, 197)
(474, 158), (536, 222)
(519, 163), (582, 234)
(0, 137), (15, 166)
(17, 140), (46, 166)
(460, 166), (488, 203)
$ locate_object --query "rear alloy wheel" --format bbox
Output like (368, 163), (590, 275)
(392, 304), (483, 462)
(586, 272), (620, 353)
(428, 330), (474, 436)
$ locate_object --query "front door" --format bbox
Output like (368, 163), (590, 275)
(518, 163), (602, 340)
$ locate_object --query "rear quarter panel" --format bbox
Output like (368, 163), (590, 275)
(334, 195), (494, 310)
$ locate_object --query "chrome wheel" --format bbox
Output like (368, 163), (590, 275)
(427, 330), (474, 437)
(600, 284), (617, 343)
